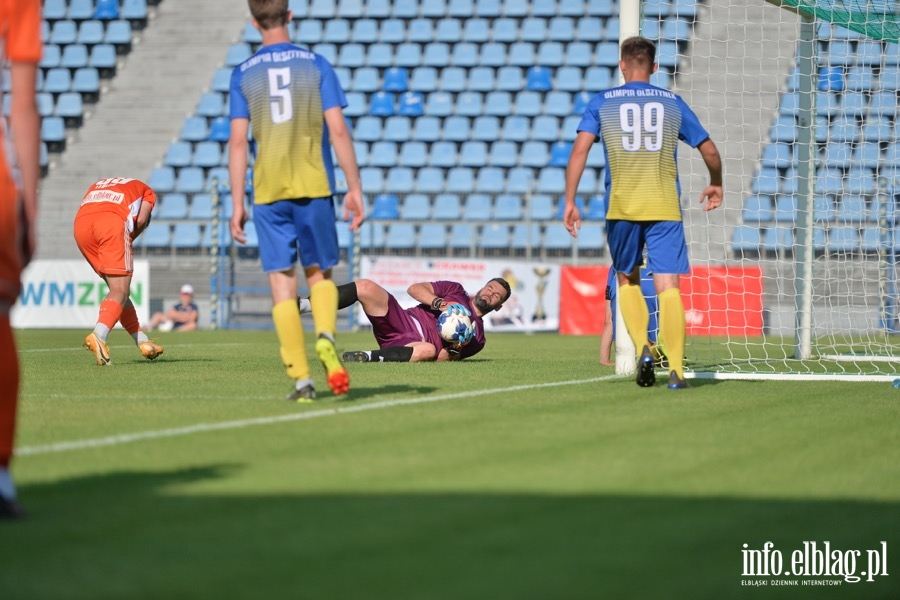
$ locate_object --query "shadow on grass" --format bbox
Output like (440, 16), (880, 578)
(1, 466), (896, 600)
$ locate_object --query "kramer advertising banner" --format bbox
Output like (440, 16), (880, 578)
(359, 256), (560, 332)
(11, 260), (150, 329)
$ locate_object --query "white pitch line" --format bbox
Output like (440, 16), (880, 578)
(17, 375), (622, 457)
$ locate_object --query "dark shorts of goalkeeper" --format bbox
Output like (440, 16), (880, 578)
(366, 293), (431, 349)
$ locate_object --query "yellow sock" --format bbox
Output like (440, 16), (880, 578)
(618, 283), (650, 356)
(658, 288), (686, 379)
(272, 300), (309, 380)
(309, 279), (338, 338)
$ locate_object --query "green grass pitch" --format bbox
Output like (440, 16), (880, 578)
(2, 329), (899, 599)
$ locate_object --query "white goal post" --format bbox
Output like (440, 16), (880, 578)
(615, 0), (900, 381)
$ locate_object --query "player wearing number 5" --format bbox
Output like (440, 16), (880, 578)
(229, 0), (365, 402)
(563, 36), (723, 389)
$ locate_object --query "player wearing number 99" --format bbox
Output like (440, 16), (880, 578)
(563, 36), (723, 390)
(228, 0), (365, 402)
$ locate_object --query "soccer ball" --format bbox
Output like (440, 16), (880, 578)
(437, 306), (474, 345)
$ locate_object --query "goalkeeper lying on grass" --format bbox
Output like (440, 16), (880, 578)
(299, 278), (510, 362)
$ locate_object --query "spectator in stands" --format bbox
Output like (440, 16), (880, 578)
(563, 36), (722, 389)
(147, 284), (199, 332)
(229, 0), (365, 402)
(74, 178), (164, 366)
(298, 277), (511, 362)
(0, 0), (41, 519)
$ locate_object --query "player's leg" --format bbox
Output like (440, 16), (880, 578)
(119, 297), (162, 359)
(296, 197), (348, 396)
(0, 313), (25, 518)
(646, 222), (690, 389)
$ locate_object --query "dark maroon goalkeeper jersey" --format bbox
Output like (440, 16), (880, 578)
(366, 280), (486, 359)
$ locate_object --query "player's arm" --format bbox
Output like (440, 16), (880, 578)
(132, 200), (153, 238)
(697, 138), (723, 211)
(408, 281), (446, 310)
(9, 60), (40, 264)
(228, 118), (250, 243)
(324, 107), (365, 231)
(563, 131), (593, 236)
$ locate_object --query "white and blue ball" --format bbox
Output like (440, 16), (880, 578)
(437, 305), (474, 345)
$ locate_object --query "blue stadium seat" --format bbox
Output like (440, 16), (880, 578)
(846, 168), (876, 195)
(484, 91), (511, 116)
(396, 93), (423, 117)
(742, 194), (774, 224)
(410, 67), (438, 92)
(470, 116), (499, 141)
(830, 115), (860, 144)
(33, 93), (54, 118)
(43, 68), (72, 94)
(368, 91), (395, 117)
(295, 20), (323, 44)
(324, 19), (350, 43)
(577, 223), (606, 253)
(576, 17), (604, 42)
(544, 223), (574, 252)
(440, 66), (469, 92)
(572, 91), (592, 115)
(208, 117), (230, 143)
(446, 167), (474, 193)
(555, 195), (585, 220)
(561, 116), (581, 141)
(548, 17), (575, 41)
(824, 142), (853, 168)
(521, 17), (547, 42)
(164, 142), (193, 168)
(760, 143), (794, 169)
(584, 195), (607, 221)
(763, 225), (794, 255)
(490, 18), (517, 43)
(501, 115), (530, 142)
(72, 67), (100, 100)
(62, 44), (89, 70)
(402, 194), (431, 220)
(459, 141), (488, 167)
(148, 167), (176, 194)
(813, 195), (836, 223)
(396, 43), (423, 68)
(508, 42), (535, 66)
(358, 167), (384, 193)
(480, 224), (510, 250)
(555, 66), (583, 92)
(537, 42), (565, 67)
(88, 44), (117, 76)
(853, 142), (881, 170)
(426, 44), (454, 69)
(510, 223), (541, 251)
(817, 66), (844, 91)
(448, 0), (475, 17)
(594, 42), (620, 67)
(475, 167), (505, 193)
(425, 92), (454, 116)
(121, 0), (148, 28)
(418, 223), (448, 252)
(836, 195), (867, 224)
(548, 141), (572, 167)
(432, 194), (462, 220)
(196, 92), (225, 118)
(370, 194), (400, 219)
(770, 116), (796, 143)
(369, 141), (398, 168)
(479, 43), (507, 67)
(392, 0), (418, 17)
(507, 168), (534, 193)
(463, 194), (492, 220)
(44, 0), (68, 21)
(436, 115), (466, 142)
(384, 167), (414, 193)
(774, 194), (797, 224)
(211, 68), (231, 93)
(430, 141), (457, 167)
(350, 18), (377, 43)
(436, 19), (462, 42)
(55, 92), (84, 125)
(416, 167), (445, 193)
(77, 20), (105, 45)
(860, 227), (883, 253)
(493, 194), (522, 220)
(521, 141), (549, 168)
(663, 18), (692, 42)
(526, 66), (552, 91)
(413, 116), (441, 141)
(532, 116), (560, 141)
(463, 18), (490, 42)
(139, 225), (171, 251)
(180, 116), (209, 143)
(175, 167), (205, 194)
(870, 91), (898, 116)
(354, 116), (382, 142)
(495, 66), (522, 91)
(341, 92), (365, 117)
(172, 223), (203, 250)
(40, 44), (61, 70)
(605, 17), (620, 38)
(862, 117), (893, 143)
(814, 168), (844, 196)
(526, 195), (554, 221)
(489, 140), (518, 167)
(408, 19), (433, 43)
(827, 226), (859, 253)
(188, 194), (214, 221)
(378, 19), (405, 43)
(751, 168), (780, 195)
(104, 20), (134, 50)
(157, 193), (189, 220)
(454, 91), (482, 117)
(242, 21), (263, 44)
(544, 91), (573, 117)
(366, 43), (393, 68)
(225, 43), (252, 67)
(731, 225), (761, 256)
(424, 0), (449, 17)
(451, 43), (479, 67)
(50, 20), (78, 45)
(449, 223), (476, 253)
(334, 43), (363, 68)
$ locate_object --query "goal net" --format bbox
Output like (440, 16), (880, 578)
(647, 0), (900, 380)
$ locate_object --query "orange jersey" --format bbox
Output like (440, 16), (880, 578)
(0, 0), (41, 305)
(76, 177), (157, 222)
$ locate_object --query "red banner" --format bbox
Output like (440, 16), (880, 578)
(560, 265), (764, 336)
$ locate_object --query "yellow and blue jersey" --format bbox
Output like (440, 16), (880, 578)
(577, 81), (709, 222)
(229, 43), (347, 205)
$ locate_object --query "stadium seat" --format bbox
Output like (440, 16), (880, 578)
(164, 142), (193, 168)
(172, 223), (203, 251)
(408, 19), (433, 43)
(418, 223), (448, 252)
(416, 167), (444, 193)
(397, 141), (426, 168)
(157, 193), (189, 220)
(731, 225), (762, 256)
(532, 116), (560, 141)
(521, 18), (547, 43)
(455, 91), (482, 117)
(463, 194), (492, 220)
(34, 93), (54, 118)
(410, 67), (438, 92)
(370, 194), (400, 220)
(429, 141), (457, 167)
(392, 0), (418, 17)
(823, 142), (853, 168)
(521, 141), (549, 168)
(763, 226), (794, 256)
(40, 44), (62, 70)
(368, 91), (395, 117)
(432, 194), (462, 220)
(742, 194), (774, 224)
(474, 167), (505, 193)
(88, 44), (117, 77)
(50, 20), (78, 45)
(366, 43), (393, 68)
(470, 116), (499, 141)
(836, 195), (867, 224)
(385, 167), (415, 193)
(537, 42), (565, 67)
(72, 67), (100, 102)
(369, 141), (398, 168)
(55, 92), (84, 126)
(323, 19), (350, 43)
(188, 194), (214, 221)
(827, 226), (859, 253)
(359, 168), (384, 194)
(760, 143), (794, 169)
(514, 91), (543, 116)
(555, 195), (585, 220)
(121, 0), (149, 28)
(44, 0), (68, 21)
(463, 18), (490, 42)
(208, 117), (230, 143)
(751, 168), (780, 195)
(774, 195), (797, 224)
(548, 141), (572, 167)
(62, 44), (89, 70)
(148, 167), (176, 194)
(412, 116), (441, 141)
(446, 167), (475, 193)
(507, 42), (535, 67)
(139, 225), (172, 251)
(425, 92), (454, 117)
(510, 223), (541, 251)
(490, 19), (516, 43)
(354, 116), (382, 142)
(459, 141), (488, 167)
(577, 223), (606, 253)
(423, 43), (451, 67)
(501, 115), (530, 142)
(489, 140), (518, 167)
(448, 0), (475, 17)
(544, 223), (574, 252)
(175, 168), (205, 194)
(77, 20), (105, 46)
(440, 66), (469, 92)
(527, 195), (556, 221)
(43, 68), (72, 94)
(402, 194), (431, 220)
(395, 43), (423, 68)
(180, 116), (209, 143)
(862, 117), (893, 143)
(493, 194), (522, 220)
(565, 42), (593, 67)
(853, 142), (882, 170)
(480, 224), (510, 251)
(349, 18), (377, 43)
(584, 195), (607, 221)
(479, 43), (507, 67)
(507, 168), (534, 194)
(436, 19), (462, 42)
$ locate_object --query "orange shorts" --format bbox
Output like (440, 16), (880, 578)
(0, 171), (24, 306)
(73, 210), (133, 277)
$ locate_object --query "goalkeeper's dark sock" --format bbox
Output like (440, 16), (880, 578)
(370, 346), (414, 362)
(299, 282), (358, 313)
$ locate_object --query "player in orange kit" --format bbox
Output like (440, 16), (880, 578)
(73, 177), (164, 366)
(0, 0), (41, 519)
